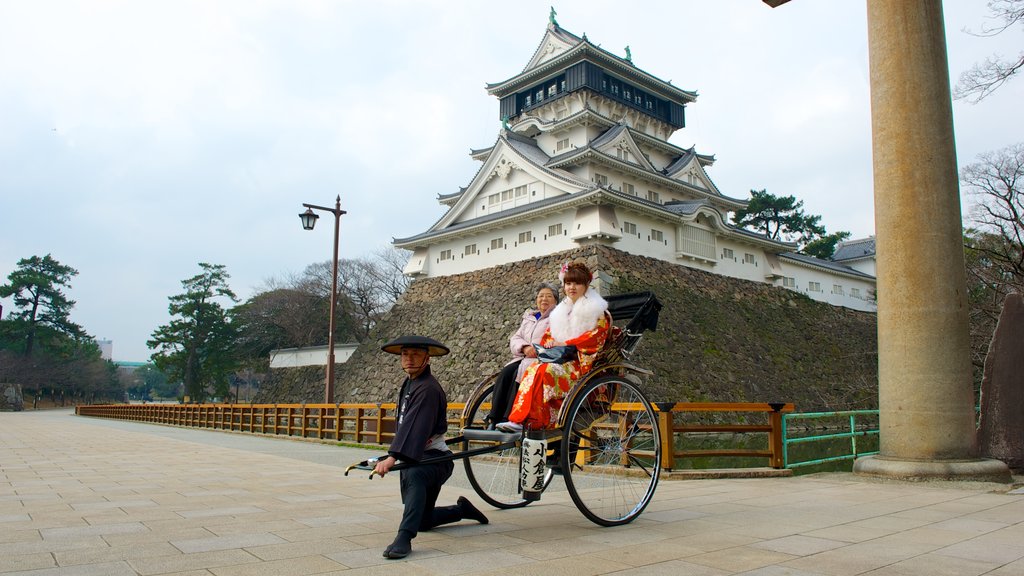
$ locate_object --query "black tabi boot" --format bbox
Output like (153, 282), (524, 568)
(458, 496), (489, 524)
(383, 530), (413, 559)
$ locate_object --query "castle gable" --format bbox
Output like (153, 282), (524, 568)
(522, 24), (582, 72)
(428, 135), (587, 231)
(665, 149), (722, 196)
(590, 124), (656, 172)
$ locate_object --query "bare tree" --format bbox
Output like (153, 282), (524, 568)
(954, 0), (1024, 102)
(370, 246), (412, 304)
(962, 142), (1024, 384)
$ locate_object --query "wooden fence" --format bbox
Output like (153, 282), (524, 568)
(76, 401), (794, 470)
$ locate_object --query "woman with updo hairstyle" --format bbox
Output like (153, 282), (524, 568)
(498, 260), (611, 431)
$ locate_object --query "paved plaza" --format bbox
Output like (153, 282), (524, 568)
(2, 409), (1023, 575)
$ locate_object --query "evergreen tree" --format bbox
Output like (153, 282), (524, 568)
(148, 263), (239, 402)
(0, 254), (86, 356)
(731, 189), (827, 248)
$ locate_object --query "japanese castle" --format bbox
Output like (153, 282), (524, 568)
(394, 16), (876, 312)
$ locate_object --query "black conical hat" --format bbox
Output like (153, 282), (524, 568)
(380, 335), (450, 357)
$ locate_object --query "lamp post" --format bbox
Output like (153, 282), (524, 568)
(299, 195), (347, 403)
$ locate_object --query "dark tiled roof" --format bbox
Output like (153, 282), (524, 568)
(781, 252), (875, 279)
(832, 237), (876, 262)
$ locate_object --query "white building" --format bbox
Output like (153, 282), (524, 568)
(269, 344), (359, 369)
(395, 17), (876, 312)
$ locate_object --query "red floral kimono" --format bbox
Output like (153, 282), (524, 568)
(507, 291), (611, 429)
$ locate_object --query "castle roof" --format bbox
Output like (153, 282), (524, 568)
(486, 23), (697, 106)
(781, 252), (876, 281)
(832, 236), (876, 263)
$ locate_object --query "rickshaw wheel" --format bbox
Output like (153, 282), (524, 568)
(561, 375), (661, 526)
(463, 383), (553, 509)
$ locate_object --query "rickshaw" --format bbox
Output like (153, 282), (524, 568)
(347, 291), (663, 527)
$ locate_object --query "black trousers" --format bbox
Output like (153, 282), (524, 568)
(398, 450), (458, 537)
(487, 359), (523, 424)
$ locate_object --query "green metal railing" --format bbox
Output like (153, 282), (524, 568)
(782, 410), (879, 468)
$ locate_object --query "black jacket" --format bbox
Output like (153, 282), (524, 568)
(388, 365), (448, 463)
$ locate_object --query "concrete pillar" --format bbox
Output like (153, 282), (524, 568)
(852, 1), (1009, 481)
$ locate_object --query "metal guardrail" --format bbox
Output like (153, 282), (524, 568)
(77, 401), (796, 471)
(782, 409), (880, 468)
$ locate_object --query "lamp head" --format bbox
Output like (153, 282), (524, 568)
(299, 208), (319, 230)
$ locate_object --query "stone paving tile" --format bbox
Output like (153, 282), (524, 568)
(170, 532), (288, 553)
(686, 546), (799, 572)
(594, 558), (730, 575)
(454, 550), (622, 576)
(39, 521), (148, 539)
(53, 541), (182, 566)
(127, 549), (261, 575)
(244, 537), (363, 561)
(0, 529), (42, 545)
(590, 537), (706, 566)
(1, 560), (139, 575)
(749, 535), (848, 556)
(411, 548), (536, 575)
(0, 536), (107, 556)
(859, 553), (1002, 576)
(734, 566), (828, 576)
(779, 540), (940, 576)
(0, 551), (57, 573)
(931, 539), (1024, 565)
(207, 554), (347, 576)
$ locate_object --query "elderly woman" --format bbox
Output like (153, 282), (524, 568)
(499, 261), (611, 431)
(485, 282), (559, 428)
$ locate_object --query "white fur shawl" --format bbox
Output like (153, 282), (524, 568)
(549, 288), (609, 343)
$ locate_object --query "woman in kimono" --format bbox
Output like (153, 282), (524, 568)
(498, 261), (611, 431)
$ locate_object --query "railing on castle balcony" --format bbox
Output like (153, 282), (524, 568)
(75, 401), (795, 471)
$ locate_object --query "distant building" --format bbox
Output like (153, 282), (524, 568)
(394, 17), (876, 312)
(96, 339), (113, 360)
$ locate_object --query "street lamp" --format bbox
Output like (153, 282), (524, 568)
(298, 195), (347, 403)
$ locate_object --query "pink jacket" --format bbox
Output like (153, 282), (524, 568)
(508, 307), (552, 382)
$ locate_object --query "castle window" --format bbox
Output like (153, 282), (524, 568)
(524, 95), (532, 107)
(594, 173), (608, 186)
(559, 80), (566, 92)
(487, 193), (500, 205)
(514, 185), (527, 198)
(616, 148), (630, 162)
(491, 237), (503, 250)
(723, 248), (734, 259)
(808, 281), (822, 292)
(548, 84), (556, 97)
(623, 221), (637, 235)
(622, 182), (635, 195)
(548, 223), (562, 237)
(536, 89), (543, 102)
(518, 231), (532, 244)
(651, 229), (664, 242)
(465, 244), (477, 256)
(783, 277), (796, 288)
(556, 138), (569, 151)
(623, 88), (631, 100)
(744, 253), (756, 264)
(832, 284), (844, 296)
(680, 224), (716, 260)
(851, 287), (861, 298)
(439, 249), (452, 261)
(646, 190), (660, 203)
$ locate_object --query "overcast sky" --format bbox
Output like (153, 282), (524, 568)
(1, 1), (1021, 362)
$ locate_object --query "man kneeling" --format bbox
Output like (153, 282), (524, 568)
(374, 335), (489, 559)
